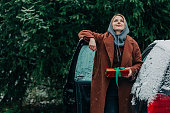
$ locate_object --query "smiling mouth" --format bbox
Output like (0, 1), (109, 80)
(116, 25), (121, 27)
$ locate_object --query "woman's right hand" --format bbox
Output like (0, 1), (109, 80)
(89, 38), (97, 51)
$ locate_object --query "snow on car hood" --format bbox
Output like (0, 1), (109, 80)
(131, 40), (170, 105)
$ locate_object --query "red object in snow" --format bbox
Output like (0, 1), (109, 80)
(105, 68), (129, 77)
(148, 94), (170, 113)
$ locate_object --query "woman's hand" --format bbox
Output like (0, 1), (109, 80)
(89, 38), (97, 51)
(125, 67), (132, 78)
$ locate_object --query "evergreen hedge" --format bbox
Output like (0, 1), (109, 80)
(0, 0), (169, 111)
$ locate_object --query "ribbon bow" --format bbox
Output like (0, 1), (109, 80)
(114, 67), (125, 88)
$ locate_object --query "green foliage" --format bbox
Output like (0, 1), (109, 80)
(57, 0), (169, 50)
(0, 0), (169, 111)
(1, 104), (21, 113)
(0, 0), (72, 106)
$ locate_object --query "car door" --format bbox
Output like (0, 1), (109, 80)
(63, 39), (95, 113)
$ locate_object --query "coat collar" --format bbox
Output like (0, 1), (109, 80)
(104, 34), (133, 67)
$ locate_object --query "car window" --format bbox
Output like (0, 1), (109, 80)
(74, 45), (95, 82)
(142, 43), (156, 61)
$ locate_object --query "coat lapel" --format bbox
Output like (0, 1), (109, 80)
(121, 35), (133, 67)
(103, 34), (133, 67)
(103, 34), (114, 66)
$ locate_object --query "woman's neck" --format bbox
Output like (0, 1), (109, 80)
(115, 31), (121, 35)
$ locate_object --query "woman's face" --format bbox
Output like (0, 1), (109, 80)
(112, 16), (125, 33)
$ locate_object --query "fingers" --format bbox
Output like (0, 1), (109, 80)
(128, 68), (132, 77)
(89, 38), (97, 51)
(124, 67), (132, 78)
(89, 45), (97, 51)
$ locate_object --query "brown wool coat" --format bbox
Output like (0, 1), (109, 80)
(78, 30), (143, 113)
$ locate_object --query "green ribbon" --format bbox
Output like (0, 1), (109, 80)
(114, 67), (125, 88)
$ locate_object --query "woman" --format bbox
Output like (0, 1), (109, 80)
(78, 14), (143, 113)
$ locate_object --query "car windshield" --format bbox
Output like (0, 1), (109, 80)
(74, 45), (95, 82)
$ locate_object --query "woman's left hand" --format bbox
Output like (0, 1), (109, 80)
(125, 67), (132, 78)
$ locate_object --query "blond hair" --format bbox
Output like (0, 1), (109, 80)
(111, 14), (126, 24)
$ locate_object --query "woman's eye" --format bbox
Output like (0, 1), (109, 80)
(114, 19), (118, 22)
(120, 20), (124, 22)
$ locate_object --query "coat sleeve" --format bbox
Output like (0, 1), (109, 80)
(130, 41), (143, 80)
(78, 30), (104, 43)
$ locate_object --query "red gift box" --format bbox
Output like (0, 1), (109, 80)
(105, 68), (129, 77)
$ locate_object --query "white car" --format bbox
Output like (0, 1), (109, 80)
(131, 40), (170, 113)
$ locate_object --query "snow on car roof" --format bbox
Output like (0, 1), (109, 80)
(131, 40), (170, 105)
